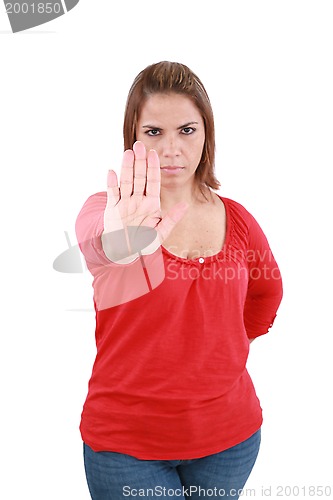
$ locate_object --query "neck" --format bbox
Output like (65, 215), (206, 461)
(160, 182), (212, 212)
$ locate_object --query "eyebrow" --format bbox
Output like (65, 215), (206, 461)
(142, 121), (199, 130)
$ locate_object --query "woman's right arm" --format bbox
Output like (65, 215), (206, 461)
(76, 142), (188, 269)
(75, 191), (111, 272)
(75, 142), (188, 310)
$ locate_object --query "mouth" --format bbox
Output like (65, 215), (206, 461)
(160, 166), (185, 174)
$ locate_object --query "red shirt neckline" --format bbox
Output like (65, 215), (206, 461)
(161, 195), (231, 265)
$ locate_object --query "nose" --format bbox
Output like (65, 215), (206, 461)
(160, 134), (181, 160)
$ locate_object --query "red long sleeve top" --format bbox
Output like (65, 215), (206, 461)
(75, 193), (283, 460)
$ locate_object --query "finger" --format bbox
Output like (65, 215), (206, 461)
(104, 169), (123, 233)
(120, 149), (134, 200)
(156, 202), (189, 243)
(133, 141), (147, 197)
(105, 169), (120, 208)
(146, 149), (161, 199)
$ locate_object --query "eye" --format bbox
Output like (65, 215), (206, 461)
(181, 127), (196, 135)
(145, 129), (161, 136)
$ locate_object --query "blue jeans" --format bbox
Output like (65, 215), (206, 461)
(83, 429), (261, 499)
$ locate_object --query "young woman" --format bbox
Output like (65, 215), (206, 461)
(75, 61), (283, 499)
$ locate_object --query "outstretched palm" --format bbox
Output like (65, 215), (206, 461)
(102, 141), (188, 262)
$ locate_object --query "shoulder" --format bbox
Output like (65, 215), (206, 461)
(216, 195), (271, 248)
(75, 191), (107, 241)
(217, 195), (255, 228)
(81, 191), (107, 206)
(77, 191), (107, 216)
(219, 195), (274, 253)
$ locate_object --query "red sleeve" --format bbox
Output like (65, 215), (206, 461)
(243, 209), (283, 339)
(74, 192), (165, 311)
(75, 191), (113, 272)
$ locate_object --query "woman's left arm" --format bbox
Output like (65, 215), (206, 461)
(243, 211), (283, 340)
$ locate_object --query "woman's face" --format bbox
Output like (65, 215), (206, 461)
(136, 93), (205, 188)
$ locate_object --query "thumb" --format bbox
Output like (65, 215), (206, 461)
(156, 201), (189, 243)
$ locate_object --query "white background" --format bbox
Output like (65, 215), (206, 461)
(1, 1), (332, 498)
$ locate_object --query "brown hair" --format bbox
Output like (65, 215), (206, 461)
(123, 61), (220, 196)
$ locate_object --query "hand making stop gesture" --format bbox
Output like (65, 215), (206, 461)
(101, 141), (188, 263)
